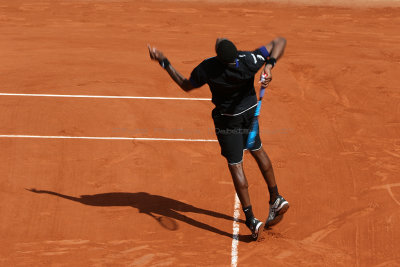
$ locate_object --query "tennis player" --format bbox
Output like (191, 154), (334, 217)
(148, 37), (288, 240)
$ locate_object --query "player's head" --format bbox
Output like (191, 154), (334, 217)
(215, 38), (238, 65)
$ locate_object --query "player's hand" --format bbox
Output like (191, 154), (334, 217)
(147, 44), (166, 63)
(260, 66), (272, 88)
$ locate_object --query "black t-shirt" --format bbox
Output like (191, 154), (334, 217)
(189, 47), (269, 115)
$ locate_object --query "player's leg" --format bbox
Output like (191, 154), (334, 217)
(228, 161), (263, 240)
(224, 146), (254, 222)
(243, 104), (289, 228)
(249, 146), (278, 203)
(212, 109), (263, 239)
(250, 146), (289, 227)
(228, 162), (251, 208)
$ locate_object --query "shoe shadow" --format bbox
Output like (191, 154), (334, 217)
(26, 189), (253, 243)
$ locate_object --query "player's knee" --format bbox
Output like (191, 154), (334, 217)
(252, 149), (272, 171)
(240, 180), (249, 190)
(262, 160), (272, 173)
(262, 156), (273, 172)
(235, 176), (248, 190)
(251, 148), (266, 161)
(228, 163), (248, 188)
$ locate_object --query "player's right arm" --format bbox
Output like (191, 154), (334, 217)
(148, 45), (195, 92)
(166, 64), (195, 92)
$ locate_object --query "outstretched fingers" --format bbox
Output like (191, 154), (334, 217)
(147, 44), (156, 60)
(147, 44), (165, 62)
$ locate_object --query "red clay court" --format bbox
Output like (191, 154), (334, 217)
(0, 0), (399, 266)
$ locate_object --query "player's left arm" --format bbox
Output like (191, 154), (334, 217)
(259, 37), (287, 88)
(148, 45), (194, 92)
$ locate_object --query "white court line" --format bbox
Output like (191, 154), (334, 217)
(0, 135), (218, 142)
(231, 194), (240, 267)
(0, 93), (211, 101)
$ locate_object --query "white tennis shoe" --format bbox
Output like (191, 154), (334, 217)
(265, 195), (289, 228)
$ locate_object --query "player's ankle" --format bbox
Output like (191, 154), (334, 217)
(268, 185), (279, 204)
(243, 205), (254, 222)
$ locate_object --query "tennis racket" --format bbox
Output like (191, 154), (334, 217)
(246, 74), (268, 149)
(148, 213), (178, 230)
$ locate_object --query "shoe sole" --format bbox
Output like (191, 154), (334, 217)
(251, 221), (264, 241)
(265, 202), (289, 228)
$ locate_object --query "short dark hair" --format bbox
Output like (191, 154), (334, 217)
(216, 39), (238, 64)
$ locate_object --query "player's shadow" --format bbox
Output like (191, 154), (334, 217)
(26, 189), (254, 243)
